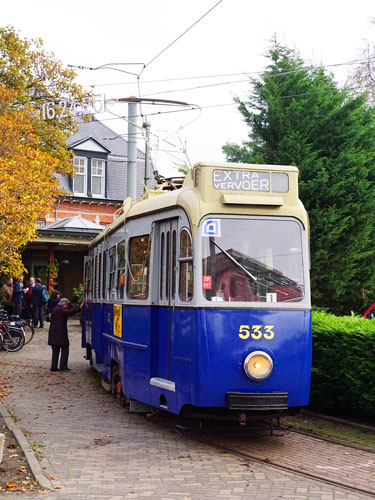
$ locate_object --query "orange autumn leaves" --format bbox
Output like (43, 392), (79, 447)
(0, 85), (61, 276)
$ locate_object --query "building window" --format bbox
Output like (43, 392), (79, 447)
(91, 159), (105, 197)
(73, 156), (87, 196)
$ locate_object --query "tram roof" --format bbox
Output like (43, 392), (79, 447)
(90, 161), (308, 246)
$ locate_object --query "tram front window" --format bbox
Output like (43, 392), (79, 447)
(201, 218), (305, 303)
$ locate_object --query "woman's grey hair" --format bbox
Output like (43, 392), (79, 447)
(57, 298), (70, 307)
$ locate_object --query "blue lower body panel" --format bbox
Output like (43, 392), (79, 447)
(84, 304), (312, 415)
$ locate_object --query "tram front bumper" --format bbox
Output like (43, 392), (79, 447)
(226, 392), (288, 411)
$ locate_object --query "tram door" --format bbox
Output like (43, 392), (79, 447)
(156, 218), (178, 381)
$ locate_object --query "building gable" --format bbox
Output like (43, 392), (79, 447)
(70, 137), (110, 154)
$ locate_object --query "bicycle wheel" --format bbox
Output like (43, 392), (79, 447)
(21, 321), (34, 345)
(3, 327), (25, 352)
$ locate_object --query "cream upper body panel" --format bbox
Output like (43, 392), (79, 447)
(90, 162), (308, 247)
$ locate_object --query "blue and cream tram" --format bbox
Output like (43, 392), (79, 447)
(82, 162), (311, 423)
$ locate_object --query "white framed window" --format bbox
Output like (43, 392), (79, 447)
(91, 159), (105, 197)
(73, 156), (87, 196)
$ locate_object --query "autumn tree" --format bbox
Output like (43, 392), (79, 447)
(0, 85), (61, 274)
(223, 40), (375, 315)
(0, 27), (91, 276)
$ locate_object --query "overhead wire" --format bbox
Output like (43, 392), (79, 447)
(131, 0), (225, 174)
(104, 105), (191, 156)
(55, 77), (375, 131)
(137, 0), (224, 79)
(130, 0), (224, 173)
(76, 57), (374, 90)
(71, 79), (375, 126)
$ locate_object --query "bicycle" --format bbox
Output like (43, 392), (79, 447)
(0, 316), (25, 352)
(0, 307), (34, 345)
(20, 320), (34, 345)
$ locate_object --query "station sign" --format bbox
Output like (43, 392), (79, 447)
(40, 94), (106, 121)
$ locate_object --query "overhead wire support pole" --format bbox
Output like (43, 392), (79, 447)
(117, 97), (190, 189)
(126, 99), (138, 202)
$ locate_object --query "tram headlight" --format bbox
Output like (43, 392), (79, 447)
(243, 351), (273, 381)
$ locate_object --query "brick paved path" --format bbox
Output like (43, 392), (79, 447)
(1, 322), (374, 500)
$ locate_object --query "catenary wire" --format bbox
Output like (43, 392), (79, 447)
(138, 0), (224, 78)
(66, 81), (374, 126)
(74, 57), (374, 90)
(135, 0), (224, 130)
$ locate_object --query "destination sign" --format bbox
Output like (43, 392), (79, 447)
(213, 169), (270, 192)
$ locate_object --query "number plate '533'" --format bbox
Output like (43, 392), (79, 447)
(238, 325), (275, 340)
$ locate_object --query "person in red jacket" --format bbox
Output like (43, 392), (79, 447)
(47, 298), (84, 372)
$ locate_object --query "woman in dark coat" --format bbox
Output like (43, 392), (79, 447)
(48, 298), (83, 372)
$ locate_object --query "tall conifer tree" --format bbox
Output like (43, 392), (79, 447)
(223, 40), (375, 314)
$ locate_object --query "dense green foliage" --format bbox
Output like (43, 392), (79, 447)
(311, 310), (375, 418)
(223, 39), (375, 315)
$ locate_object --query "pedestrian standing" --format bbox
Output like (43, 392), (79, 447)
(23, 276), (35, 320)
(48, 298), (83, 372)
(46, 290), (62, 321)
(2, 278), (14, 316)
(13, 276), (24, 317)
(31, 278), (46, 328)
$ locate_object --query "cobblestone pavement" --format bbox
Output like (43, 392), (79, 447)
(1, 322), (374, 500)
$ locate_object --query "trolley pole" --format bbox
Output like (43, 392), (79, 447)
(117, 96), (190, 198)
(127, 100), (138, 201)
(143, 120), (151, 191)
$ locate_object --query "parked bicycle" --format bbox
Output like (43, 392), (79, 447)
(20, 319), (34, 345)
(0, 307), (34, 345)
(0, 311), (25, 352)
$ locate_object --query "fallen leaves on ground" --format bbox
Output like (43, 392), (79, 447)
(0, 421), (38, 493)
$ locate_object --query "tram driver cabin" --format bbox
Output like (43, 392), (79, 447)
(82, 162), (311, 424)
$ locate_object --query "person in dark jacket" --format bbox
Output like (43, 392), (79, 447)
(32, 278), (46, 328)
(13, 275), (24, 316)
(47, 290), (62, 315)
(23, 276), (35, 320)
(48, 298), (83, 372)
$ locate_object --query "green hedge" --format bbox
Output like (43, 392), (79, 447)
(311, 310), (375, 419)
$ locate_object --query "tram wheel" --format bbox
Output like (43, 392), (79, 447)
(85, 344), (93, 366)
(111, 365), (127, 408)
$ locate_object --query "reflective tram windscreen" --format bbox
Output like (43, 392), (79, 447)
(201, 218), (305, 303)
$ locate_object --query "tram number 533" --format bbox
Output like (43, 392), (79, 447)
(238, 325), (275, 340)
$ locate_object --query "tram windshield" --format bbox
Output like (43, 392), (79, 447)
(201, 218), (305, 303)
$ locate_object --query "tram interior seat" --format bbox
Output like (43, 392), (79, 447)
(268, 284), (302, 302)
(215, 267), (254, 302)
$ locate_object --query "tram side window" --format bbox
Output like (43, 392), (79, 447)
(87, 259), (93, 299)
(179, 229), (194, 301)
(84, 261), (89, 299)
(102, 249), (108, 299)
(108, 246), (117, 293)
(116, 241), (126, 299)
(127, 235), (150, 300)
(94, 255), (98, 299)
(98, 253), (102, 299)
(160, 232), (165, 300)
